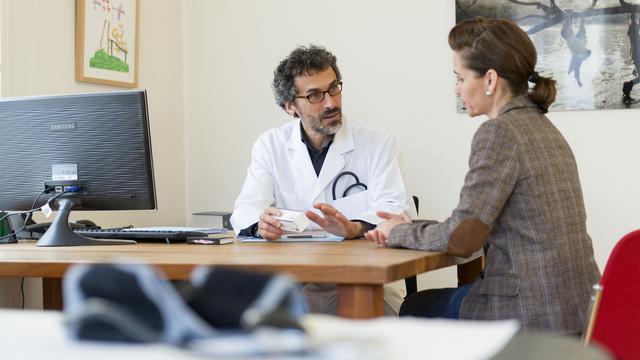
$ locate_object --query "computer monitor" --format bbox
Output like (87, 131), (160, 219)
(0, 90), (156, 246)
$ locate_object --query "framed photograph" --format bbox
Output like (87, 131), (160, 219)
(455, 0), (640, 111)
(75, 0), (140, 88)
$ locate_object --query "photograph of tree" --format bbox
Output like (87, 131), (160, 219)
(456, 0), (640, 111)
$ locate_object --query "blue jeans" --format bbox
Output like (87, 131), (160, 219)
(399, 284), (471, 319)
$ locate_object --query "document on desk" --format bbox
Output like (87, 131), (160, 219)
(241, 230), (344, 242)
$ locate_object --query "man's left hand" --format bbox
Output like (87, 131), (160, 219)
(305, 203), (363, 239)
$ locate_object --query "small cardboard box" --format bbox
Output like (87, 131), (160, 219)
(275, 209), (310, 232)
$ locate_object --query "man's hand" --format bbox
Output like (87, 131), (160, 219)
(305, 203), (363, 239)
(258, 207), (284, 240)
(365, 211), (411, 246)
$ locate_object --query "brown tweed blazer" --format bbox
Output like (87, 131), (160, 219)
(388, 96), (600, 335)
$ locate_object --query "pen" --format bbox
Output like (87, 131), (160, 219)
(284, 234), (328, 239)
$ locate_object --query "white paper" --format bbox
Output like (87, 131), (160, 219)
(41, 203), (53, 218)
(241, 230), (344, 242)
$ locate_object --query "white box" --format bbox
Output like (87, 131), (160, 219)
(275, 209), (310, 232)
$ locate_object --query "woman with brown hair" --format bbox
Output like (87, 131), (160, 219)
(366, 17), (600, 335)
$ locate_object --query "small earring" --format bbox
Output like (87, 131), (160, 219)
(485, 89), (493, 96)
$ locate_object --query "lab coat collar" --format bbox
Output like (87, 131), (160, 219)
(312, 119), (354, 201)
(287, 120), (318, 198)
(287, 119), (305, 150)
(286, 118), (355, 203)
(286, 119), (344, 150)
(299, 121), (333, 150)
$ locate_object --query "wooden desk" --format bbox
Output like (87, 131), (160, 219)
(0, 240), (461, 318)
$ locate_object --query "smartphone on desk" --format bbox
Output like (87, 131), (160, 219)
(187, 237), (234, 245)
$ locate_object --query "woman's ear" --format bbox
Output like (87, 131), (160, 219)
(485, 69), (498, 93)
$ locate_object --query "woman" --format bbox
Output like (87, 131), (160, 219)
(366, 17), (600, 335)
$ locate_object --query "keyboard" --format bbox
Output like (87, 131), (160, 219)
(74, 228), (210, 243)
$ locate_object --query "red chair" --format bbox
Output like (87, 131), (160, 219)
(584, 229), (640, 360)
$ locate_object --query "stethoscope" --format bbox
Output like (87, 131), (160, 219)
(332, 171), (368, 200)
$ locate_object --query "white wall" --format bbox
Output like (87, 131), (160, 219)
(183, 0), (640, 289)
(1, 0), (637, 305)
(2, 0), (186, 227)
(0, 0), (185, 307)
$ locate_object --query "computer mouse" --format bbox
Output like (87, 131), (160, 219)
(75, 219), (99, 229)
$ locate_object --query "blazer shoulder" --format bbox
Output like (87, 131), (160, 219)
(474, 116), (518, 145)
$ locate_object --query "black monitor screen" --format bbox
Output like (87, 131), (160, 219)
(0, 90), (156, 246)
(0, 90), (155, 211)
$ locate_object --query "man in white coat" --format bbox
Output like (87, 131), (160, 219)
(231, 45), (409, 315)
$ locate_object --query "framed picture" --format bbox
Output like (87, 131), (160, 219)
(75, 0), (140, 88)
(455, 0), (640, 111)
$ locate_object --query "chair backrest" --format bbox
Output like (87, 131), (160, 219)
(405, 196), (420, 296)
(589, 229), (640, 360)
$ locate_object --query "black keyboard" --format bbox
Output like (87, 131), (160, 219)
(74, 228), (209, 243)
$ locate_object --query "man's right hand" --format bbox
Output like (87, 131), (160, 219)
(258, 207), (283, 240)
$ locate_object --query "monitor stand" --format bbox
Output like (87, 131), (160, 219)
(37, 198), (136, 247)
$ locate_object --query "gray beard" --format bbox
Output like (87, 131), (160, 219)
(312, 119), (342, 135)
(306, 108), (343, 135)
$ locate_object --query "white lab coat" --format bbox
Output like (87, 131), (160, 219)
(231, 118), (409, 314)
(231, 118), (409, 233)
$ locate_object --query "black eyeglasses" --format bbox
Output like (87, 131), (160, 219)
(295, 82), (343, 103)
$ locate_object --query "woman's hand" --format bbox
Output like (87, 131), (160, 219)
(365, 211), (411, 246)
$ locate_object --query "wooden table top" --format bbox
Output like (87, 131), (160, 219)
(0, 239), (454, 284)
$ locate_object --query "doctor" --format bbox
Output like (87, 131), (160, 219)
(231, 45), (408, 314)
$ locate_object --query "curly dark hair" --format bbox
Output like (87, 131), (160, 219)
(272, 45), (341, 115)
